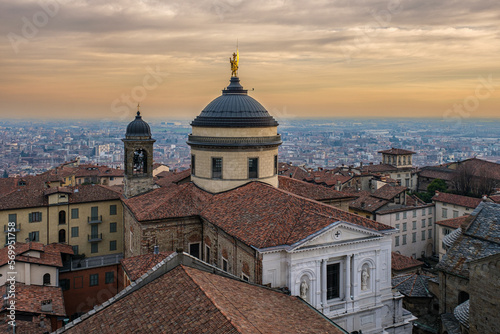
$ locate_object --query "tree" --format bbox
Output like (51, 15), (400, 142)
(415, 178), (448, 203)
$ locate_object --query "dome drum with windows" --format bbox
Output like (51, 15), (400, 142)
(188, 52), (282, 193)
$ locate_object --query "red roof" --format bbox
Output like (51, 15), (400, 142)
(432, 192), (482, 209)
(372, 184), (407, 200)
(155, 169), (191, 187)
(391, 252), (423, 271)
(1, 283), (66, 316)
(436, 215), (470, 229)
(0, 242), (73, 267)
(59, 265), (344, 333)
(201, 182), (392, 249)
(278, 176), (354, 201)
(121, 251), (174, 281)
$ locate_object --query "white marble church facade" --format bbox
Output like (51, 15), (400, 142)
(261, 222), (415, 334)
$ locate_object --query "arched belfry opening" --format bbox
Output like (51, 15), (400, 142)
(122, 106), (155, 198)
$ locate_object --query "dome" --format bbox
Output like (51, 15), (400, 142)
(191, 77), (279, 128)
(126, 111), (152, 138)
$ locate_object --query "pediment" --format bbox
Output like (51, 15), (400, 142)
(292, 222), (381, 250)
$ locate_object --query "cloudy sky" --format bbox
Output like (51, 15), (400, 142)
(1, 0), (499, 121)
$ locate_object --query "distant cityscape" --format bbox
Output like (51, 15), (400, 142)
(2, 118), (499, 177)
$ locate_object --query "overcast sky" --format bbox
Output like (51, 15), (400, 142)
(1, 0), (499, 121)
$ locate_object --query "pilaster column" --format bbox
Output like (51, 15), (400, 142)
(345, 254), (351, 301)
(321, 259), (327, 310)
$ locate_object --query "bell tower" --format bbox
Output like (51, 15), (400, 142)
(122, 106), (155, 197)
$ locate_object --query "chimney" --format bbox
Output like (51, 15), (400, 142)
(153, 245), (159, 254)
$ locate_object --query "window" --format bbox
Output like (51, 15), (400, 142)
(428, 207), (433, 215)
(89, 274), (99, 287)
(60, 279), (70, 291)
(428, 229), (432, 239)
(8, 214), (17, 224)
(395, 223), (400, 231)
(110, 205), (117, 215)
(412, 221), (417, 230)
(71, 227), (79, 238)
(428, 218), (432, 226)
(248, 158), (258, 179)
(402, 234), (407, 245)
(72, 245), (79, 255)
(327, 263), (340, 300)
(189, 243), (200, 259)
(395, 236), (400, 247)
(422, 231), (426, 241)
(403, 212), (407, 219)
(110, 240), (117, 251)
(442, 208), (448, 218)
(222, 257), (228, 272)
(412, 232), (416, 243)
(91, 243), (98, 254)
(59, 210), (66, 225)
(71, 208), (79, 219)
(453, 210), (459, 218)
(29, 231), (39, 242)
(212, 158), (222, 179)
(396, 213), (400, 220)
(91, 224), (98, 238)
(29, 212), (42, 222)
(422, 208), (426, 215)
(191, 154), (196, 176)
(274, 155), (278, 175)
(43, 273), (51, 285)
(58, 229), (66, 243)
(241, 273), (249, 281)
(421, 219), (426, 228)
(413, 210), (417, 218)
(91, 206), (99, 221)
(444, 228), (451, 236)
(105, 272), (114, 284)
(402, 223), (407, 232)
(205, 245), (210, 263)
(110, 222), (117, 233)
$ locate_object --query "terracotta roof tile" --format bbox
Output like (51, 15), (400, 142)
(121, 251), (174, 281)
(1, 283), (66, 316)
(432, 192), (482, 209)
(155, 169), (191, 187)
(360, 164), (399, 173)
(436, 215), (470, 229)
(59, 264), (344, 333)
(277, 176), (354, 201)
(372, 184), (407, 200)
(391, 252), (423, 271)
(0, 242), (73, 267)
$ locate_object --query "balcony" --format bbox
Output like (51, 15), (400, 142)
(4, 223), (21, 233)
(60, 253), (123, 272)
(87, 215), (102, 224)
(87, 233), (103, 242)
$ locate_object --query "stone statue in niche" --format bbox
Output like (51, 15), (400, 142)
(361, 267), (370, 290)
(300, 279), (309, 300)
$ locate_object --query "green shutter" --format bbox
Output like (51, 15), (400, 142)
(29, 213), (32, 222)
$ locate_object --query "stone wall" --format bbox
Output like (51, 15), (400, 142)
(438, 271), (468, 314)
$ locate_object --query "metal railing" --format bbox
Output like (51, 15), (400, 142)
(87, 233), (103, 242)
(60, 253), (123, 272)
(88, 215), (103, 224)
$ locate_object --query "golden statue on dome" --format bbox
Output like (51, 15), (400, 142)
(230, 49), (239, 77)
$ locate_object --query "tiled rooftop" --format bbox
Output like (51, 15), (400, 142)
(378, 148), (416, 155)
(436, 215), (469, 229)
(0, 242), (73, 267)
(392, 273), (433, 297)
(391, 252), (424, 271)
(121, 251), (174, 281)
(432, 191), (482, 209)
(1, 283), (66, 316)
(277, 176), (354, 201)
(57, 259), (345, 333)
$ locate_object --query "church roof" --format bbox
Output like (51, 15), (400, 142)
(124, 181), (393, 249)
(191, 77), (279, 128)
(378, 148), (416, 155)
(125, 111), (152, 137)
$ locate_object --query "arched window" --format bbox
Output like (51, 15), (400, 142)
(43, 273), (51, 285)
(133, 149), (147, 175)
(59, 210), (66, 225)
(59, 229), (66, 243)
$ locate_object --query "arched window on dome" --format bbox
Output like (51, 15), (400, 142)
(133, 149), (147, 175)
